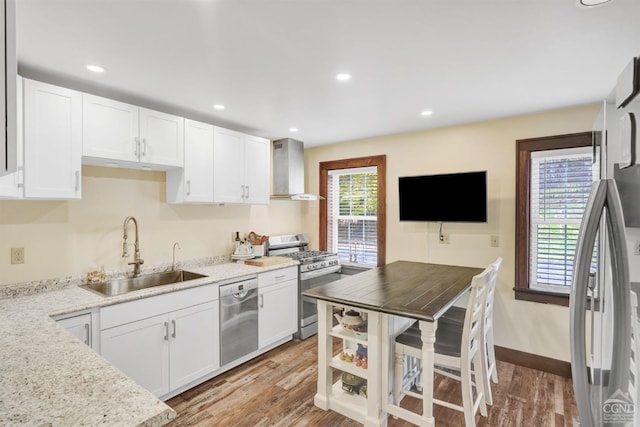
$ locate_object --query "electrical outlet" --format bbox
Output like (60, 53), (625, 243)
(490, 235), (499, 248)
(635, 241), (640, 256)
(439, 233), (450, 244)
(11, 247), (24, 264)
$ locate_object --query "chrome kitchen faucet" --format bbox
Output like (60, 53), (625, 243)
(122, 216), (144, 277)
(172, 242), (181, 271)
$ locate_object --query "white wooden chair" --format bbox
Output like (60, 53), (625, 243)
(393, 263), (493, 427)
(438, 257), (502, 405)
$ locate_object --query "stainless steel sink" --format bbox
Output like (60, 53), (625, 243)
(80, 270), (207, 297)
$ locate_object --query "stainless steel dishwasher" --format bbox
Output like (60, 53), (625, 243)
(219, 277), (259, 366)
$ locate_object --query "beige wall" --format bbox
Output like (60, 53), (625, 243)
(304, 103), (601, 362)
(0, 166), (305, 286)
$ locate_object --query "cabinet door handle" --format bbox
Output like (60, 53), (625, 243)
(241, 185), (246, 199)
(260, 294), (264, 308)
(134, 137), (139, 156)
(142, 138), (148, 157)
(275, 275), (286, 280)
(74, 171), (80, 191)
(246, 185), (250, 199)
(84, 323), (90, 346)
(164, 321), (169, 341)
(186, 180), (191, 196)
(171, 319), (176, 338)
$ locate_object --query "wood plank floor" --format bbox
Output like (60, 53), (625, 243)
(166, 337), (580, 426)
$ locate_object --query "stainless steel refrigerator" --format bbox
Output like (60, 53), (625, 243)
(571, 56), (640, 427)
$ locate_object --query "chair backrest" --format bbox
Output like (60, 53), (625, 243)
(484, 257), (503, 331)
(461, 264), (493, 361)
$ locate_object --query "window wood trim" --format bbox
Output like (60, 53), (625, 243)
(319, 155), (386, 266)
(515, 131), (592, 306)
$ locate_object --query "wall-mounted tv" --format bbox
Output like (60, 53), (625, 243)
(398, 171), (487, 222)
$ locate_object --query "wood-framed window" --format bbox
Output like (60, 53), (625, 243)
(515, 131), (597, 306)
(319, 155), (386, 266)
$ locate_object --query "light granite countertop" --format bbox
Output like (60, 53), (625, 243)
(0, 259), (298, 426)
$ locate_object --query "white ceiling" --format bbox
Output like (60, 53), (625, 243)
(15, 0), (640, 148)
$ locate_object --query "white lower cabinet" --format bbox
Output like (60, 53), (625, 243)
(168, 301), (220, 390)
(99, 285), (219, 398)
(101, 313), (170, 397)
(258, 267), (298, 348)
(96, 267), (297, 400)
(55, 312), (94, 349)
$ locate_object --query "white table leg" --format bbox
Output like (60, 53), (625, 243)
(314, 300), (333, 410)
(419, 319), (437, 425)
(364, 310), (386, 427)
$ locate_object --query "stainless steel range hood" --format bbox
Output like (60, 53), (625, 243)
(271, 138), (322, 200)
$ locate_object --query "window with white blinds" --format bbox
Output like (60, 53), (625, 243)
(327, 166), (378, 266)
(529, 146), (599, 292)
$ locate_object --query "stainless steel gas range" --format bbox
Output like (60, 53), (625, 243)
(267, 234), (341, 339)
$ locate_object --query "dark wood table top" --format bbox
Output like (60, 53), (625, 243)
(303, 260), (484, 322)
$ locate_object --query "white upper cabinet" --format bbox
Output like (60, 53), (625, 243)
(166, 119), (214, 203)
(0, 0), (18, 177)
(0, 75), (21, 199)
(82, 94), (139, 163)
(139, 108), (184, 167)
(213, 127), (270, 204)
(0, 156), (21, 198)
(244, 134), (270, 204)
(23, 79), (82, 200)
(82, 93), (184, 170)
(213, 127), (245, 203)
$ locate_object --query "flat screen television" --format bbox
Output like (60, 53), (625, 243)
(398, 171), (487, 222)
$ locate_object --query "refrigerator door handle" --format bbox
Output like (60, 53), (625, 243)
(571, 180), (607, 427)
(571, 179), (633, 427)
(604, 179), (631, 397)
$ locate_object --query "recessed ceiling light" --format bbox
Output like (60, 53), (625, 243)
(86, 64), (105, 73)
(289, 127), (299, 132)
(421, 110), (434, 116)
(213, 104), (225, 110)
(336, 73), (352, 81)
(577, 0), (613, 7)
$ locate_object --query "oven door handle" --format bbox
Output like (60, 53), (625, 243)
(300, 265), (341, 281)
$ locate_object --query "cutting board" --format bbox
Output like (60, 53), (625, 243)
(244, 256), (292, 267)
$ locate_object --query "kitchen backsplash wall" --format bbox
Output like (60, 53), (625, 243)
(303, 103), (601, 363)
(0, 166), (305, 286)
